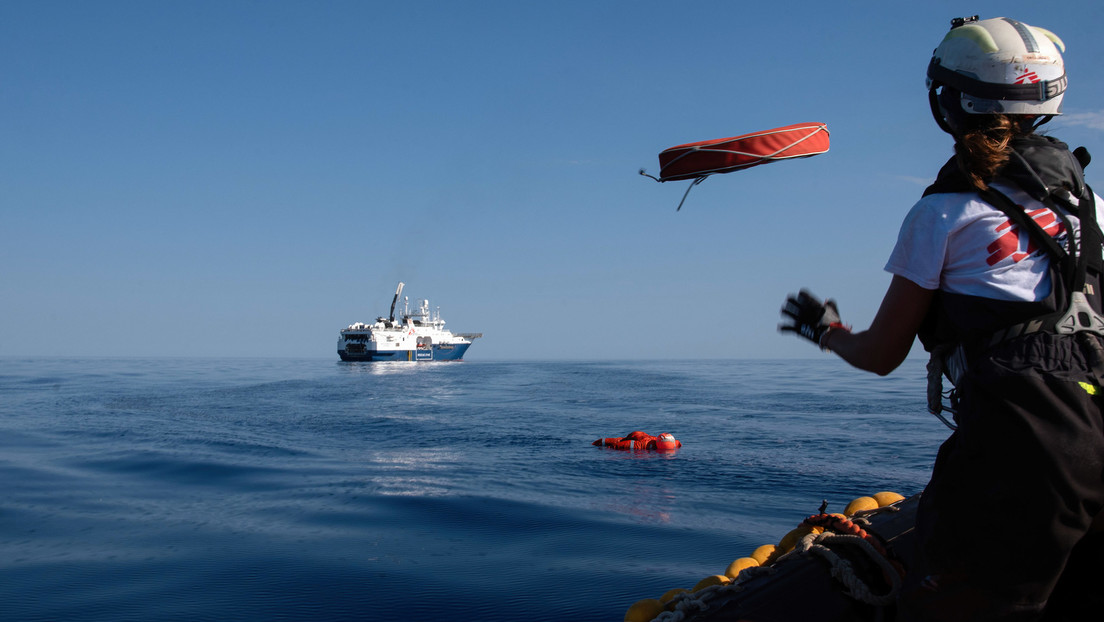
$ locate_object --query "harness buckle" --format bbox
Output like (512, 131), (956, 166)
(926, 344), (961, 430)
(1053, 292), (1104, 335)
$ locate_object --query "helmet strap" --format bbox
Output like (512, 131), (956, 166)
(929, 85), (1049, 137)
(1032, 115), (1055, 132)
(928, 86), (957, 136)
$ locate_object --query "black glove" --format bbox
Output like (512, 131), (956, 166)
(780, 289), (843, 346)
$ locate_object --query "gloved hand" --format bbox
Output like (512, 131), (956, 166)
(780, 289), (845, 347)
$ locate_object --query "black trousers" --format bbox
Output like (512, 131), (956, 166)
(899, 332), (1104, 621)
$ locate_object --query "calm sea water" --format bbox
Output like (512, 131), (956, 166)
(0, 357), (949, 621)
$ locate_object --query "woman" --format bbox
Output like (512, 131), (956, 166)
(781, 16), (1104, 621)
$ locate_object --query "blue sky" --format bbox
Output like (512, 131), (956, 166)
(4, 1), (1104, 360)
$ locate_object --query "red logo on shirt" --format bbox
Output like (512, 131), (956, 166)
(986, 208), (1064, 265)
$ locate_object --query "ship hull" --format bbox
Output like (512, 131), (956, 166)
(337, 342), (472, 362)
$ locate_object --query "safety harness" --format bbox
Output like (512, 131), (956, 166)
(920, 136), (1104, 426)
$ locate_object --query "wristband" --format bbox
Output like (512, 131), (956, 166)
(819, 322), (850, 352)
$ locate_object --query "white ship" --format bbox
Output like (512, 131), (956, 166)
(337, 282), (482, 362)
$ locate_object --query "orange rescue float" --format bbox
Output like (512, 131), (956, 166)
(641, 122), (830, 210)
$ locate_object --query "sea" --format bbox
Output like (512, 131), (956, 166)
(0, 357), (951, 621)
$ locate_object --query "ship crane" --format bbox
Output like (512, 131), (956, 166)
(388, 282), (405, 324)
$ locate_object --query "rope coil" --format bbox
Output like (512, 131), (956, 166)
(794, 530), (903, 606)
(652, 565), (778, 622)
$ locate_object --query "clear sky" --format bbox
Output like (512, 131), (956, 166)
(4, 1), (1104, 360)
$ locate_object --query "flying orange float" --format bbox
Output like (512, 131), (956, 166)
(641, 122), (830, 210)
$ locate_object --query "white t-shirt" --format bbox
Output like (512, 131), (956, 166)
(885, 182), (1103, 302)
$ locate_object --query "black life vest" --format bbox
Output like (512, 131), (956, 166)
(917, 135), (1104, 422)
(918, 135), (1104, 360)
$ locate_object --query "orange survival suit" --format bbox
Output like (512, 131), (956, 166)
(592, 431), (681, 451)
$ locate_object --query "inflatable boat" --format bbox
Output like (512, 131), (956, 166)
(624, 492), (918, 622)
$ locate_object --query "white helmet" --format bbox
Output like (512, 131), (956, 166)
(927, 16), (1067, 130)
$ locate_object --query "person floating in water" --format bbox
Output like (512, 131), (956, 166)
(593, 431), (681, 451)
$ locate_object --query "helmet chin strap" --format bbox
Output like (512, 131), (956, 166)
(928, 86), (958, 136)
(1032, 115), (1054, 131)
